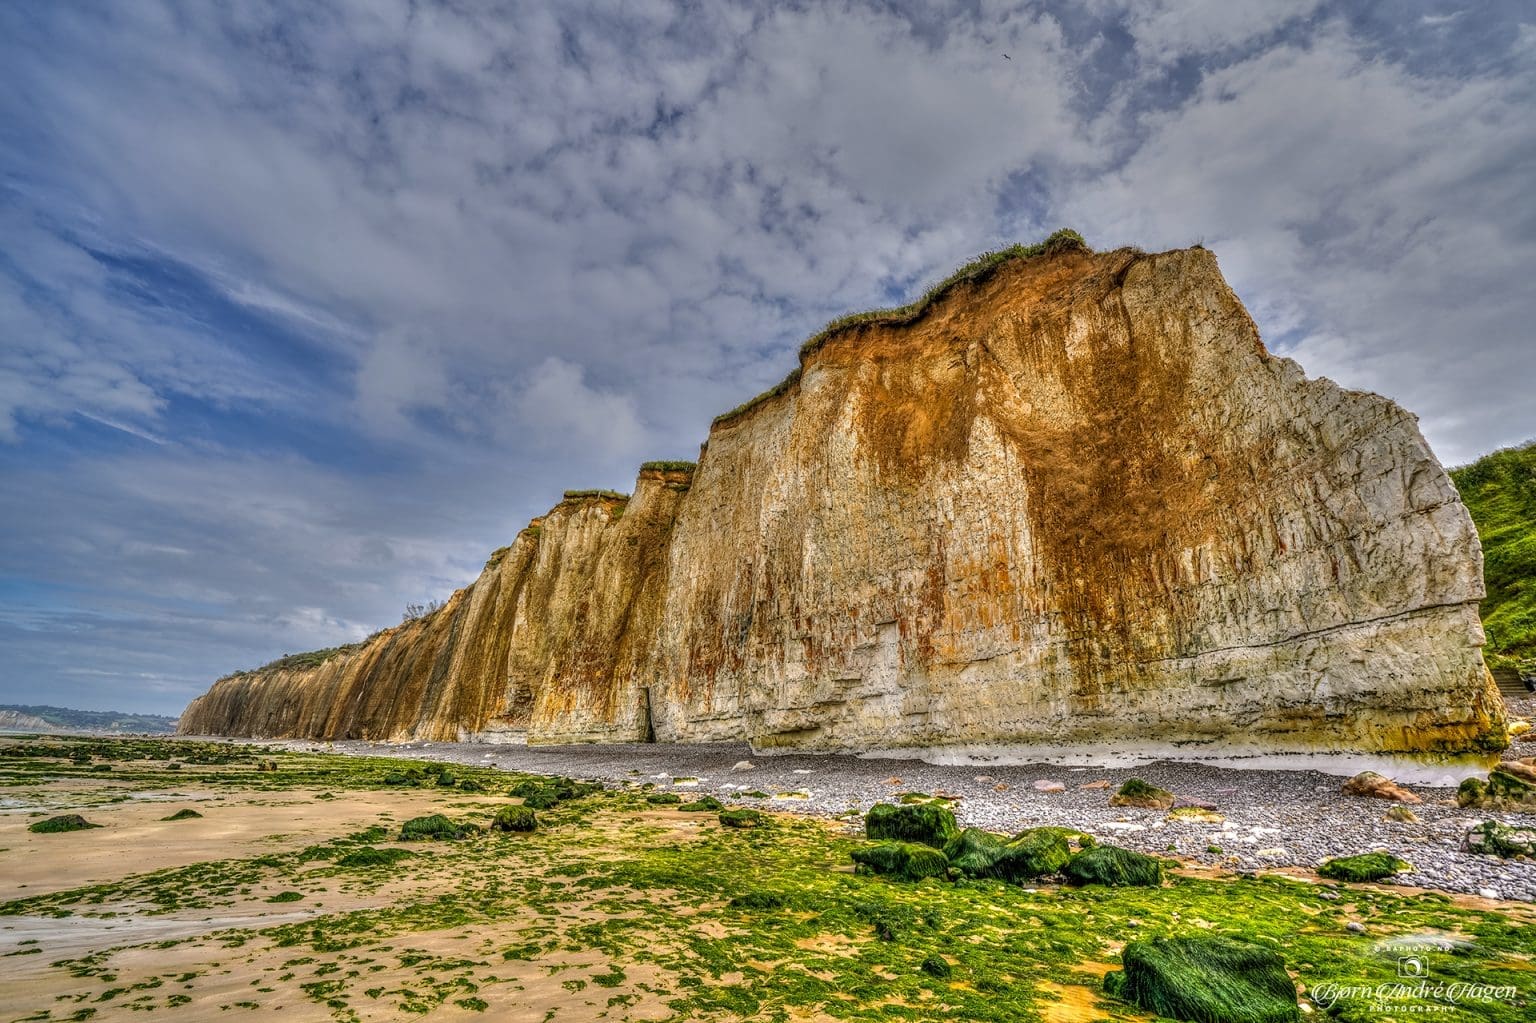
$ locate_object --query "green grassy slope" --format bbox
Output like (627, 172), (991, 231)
(1452, 441), (1536, 674)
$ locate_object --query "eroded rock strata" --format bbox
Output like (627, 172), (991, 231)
(180, 244), (1506, 757)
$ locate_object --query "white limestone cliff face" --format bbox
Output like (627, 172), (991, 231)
(180, 244), (1505, 759)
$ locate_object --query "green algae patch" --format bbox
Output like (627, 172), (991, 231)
(678, 796), (723, 812)
(1062, 845), (1164, 887)
(1316, 852), (1412, 883)
(28, 814), (102, 834)
(334, 847), (413, 868)
(864, 801), (959, 849)
(1104, 935), (1300, 1023)
(850, 841), (950, 881)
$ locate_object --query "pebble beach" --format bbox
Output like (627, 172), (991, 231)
(253, 693), (1536, 904)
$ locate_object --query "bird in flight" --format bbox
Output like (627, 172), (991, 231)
(1002, 53), (1011, 60)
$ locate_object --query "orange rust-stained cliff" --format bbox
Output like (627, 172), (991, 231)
(180, 242), (1506, 759)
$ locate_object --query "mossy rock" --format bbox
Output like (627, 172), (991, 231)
(336, 846), (414, 868)
(1458, 764), (1536, 809)
(382, 771), (415, 787)
(399, 814), (471, 841)
(719, 808), (767, 829)
(919, 953), (952, 978)
(1063, 845), (1164, 887)
(1316, 852), (1412, 883)
(728, 890), (788, 911)
(943, 827), (1007, 876)
(851, 841), (950, 882)
(678, 796), (724, 812)
(161, 808), (203, 821)
(457, 778), (487, 792)
(509, 778), (546, 798)
(1109, 778), (1175, 809)
(492, 805), (539, 832)
(267, 891), (304, 903)
(992, 828), (1074, 881)
(522, 790), (561, 810)
(28, 814), (102, 834)
(1463, 819), (1536, 858)
(645, 792), (684, 805)
(1104, 935), (1299, 1023)
(865, 802), (960, 849)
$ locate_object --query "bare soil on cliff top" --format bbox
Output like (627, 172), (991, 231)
(2, 735), (1533, 1022)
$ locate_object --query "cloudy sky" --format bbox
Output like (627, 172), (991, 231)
(1, 1), (1532, 716)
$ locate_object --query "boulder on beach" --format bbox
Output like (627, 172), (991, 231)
(28, 814), (102, 834)
(851, 841), (949, 881)
(1109, 778), (1174, 810)
(1463, 820), (1536, 858)
(491, 805), (538, 832)
(865, 802), (960, 849)
(1316, 852), (1412, 882)
(1457, 763), (1536, 810)
(1103, 935), (1300, 1023)
(1063, 845), (1164, 887)
(1340, 771), (1420, 804)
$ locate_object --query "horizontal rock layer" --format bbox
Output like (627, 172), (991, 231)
(180, 245), (1506, 758)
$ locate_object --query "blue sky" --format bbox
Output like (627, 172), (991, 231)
(1, 1), (1533, 715)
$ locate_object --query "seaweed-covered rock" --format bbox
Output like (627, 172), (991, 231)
(161, 808), (203, 821)
(1063, 845), (1164, 887)
(1316, 852), (1412, 882)
(523, 790), (561, 810)
(728, 890), (788, 910)
(491, 806), (538, 833)
(851, 841), (950, 881)
(919, 953), (952, 978)
(399, 814), (471, 841)
(645, 792), (684, 805)
(1109, 778), (1174, 810)
(719, 808), (766, 829)
(1104, 935), (1299, 1023)
(678, 795), (724, 812)
(1462, 820), (1536, 858)
(336, 847), (413, 868)
(457, 778), (487, 792)
(944, 828), (1007, 876)
(992, 828), (1074, 881)
(28, 814), (102, 834)
(1457, 764), (1536, 810)
(864, 802), (960, 849)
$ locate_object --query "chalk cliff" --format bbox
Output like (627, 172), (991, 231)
(180, 241), (1506, 758)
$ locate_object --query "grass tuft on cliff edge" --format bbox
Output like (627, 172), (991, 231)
(1451, 440), (1536, 675)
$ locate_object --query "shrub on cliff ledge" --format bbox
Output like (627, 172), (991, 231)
(865, 802), (960, 849)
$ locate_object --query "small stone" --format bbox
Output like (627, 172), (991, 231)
(993, 783), (1010, 792)
(1173, 795), (1220, 810)
(974, 775), (996, 784)
(1078, 780), (1111, 790)
(1383, 805), (1419, 823)
(1345, 921), (1366, 934)
(731, 761), (755, 772)
(1478, 887), (1500, 900)
(1033, 780), (1066, 792)
(883, 777), (903, 785)
(1256, 848), (1288, 860)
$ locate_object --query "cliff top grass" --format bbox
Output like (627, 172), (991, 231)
(562, 488), (629, 502)
(711, 229), (1089, 428)
(638, 460), (697, 473)
(1451, 440), (1536, 674)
